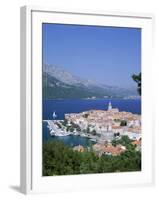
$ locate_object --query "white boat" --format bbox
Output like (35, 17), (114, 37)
(52, 111), (57, 119)
(54, 132), (71, 137)
(90, 138), (97, 142)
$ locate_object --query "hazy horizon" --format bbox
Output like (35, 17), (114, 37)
(43, 23), (141, 88)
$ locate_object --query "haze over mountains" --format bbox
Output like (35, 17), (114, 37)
(43, 64), (139, 99)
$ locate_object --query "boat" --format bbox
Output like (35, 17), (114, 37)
(50, 129), (55, 135)
(90, 138), (97, 142)
(52, 111), (57, 119)
(54, 132), (71, 137)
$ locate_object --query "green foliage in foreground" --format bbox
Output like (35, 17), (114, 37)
(43, 139), (141, 176)
(132, 72), (141, 96)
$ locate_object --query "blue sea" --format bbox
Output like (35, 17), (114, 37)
(42, 99), (141, 147)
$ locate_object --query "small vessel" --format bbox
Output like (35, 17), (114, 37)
(50, 129), (55, 135)
(52, 111), (57, 119)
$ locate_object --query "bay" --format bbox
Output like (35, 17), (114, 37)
(42, 99), (141, 147)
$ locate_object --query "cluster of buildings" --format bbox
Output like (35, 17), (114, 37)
(92, 143), (126, 156)
(73, 143), (127, 156)
(73, 140), (141, 156)
(65, 102), (141, 143)
(47, 101), (141, 156)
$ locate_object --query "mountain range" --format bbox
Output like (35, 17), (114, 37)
(43, 64), (139, 99)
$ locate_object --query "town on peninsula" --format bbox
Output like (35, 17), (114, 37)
(44, 102), (141, 157)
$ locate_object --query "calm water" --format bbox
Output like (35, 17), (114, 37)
(43, 121), (95, 147)
(42, 99), (141, 146)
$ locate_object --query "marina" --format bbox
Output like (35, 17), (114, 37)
(43, 101), (141, 146)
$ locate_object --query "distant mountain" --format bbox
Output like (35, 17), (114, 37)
(43, 72), (102, 99)
(43, 64), (98, 87)
(43, 64), (139, 99)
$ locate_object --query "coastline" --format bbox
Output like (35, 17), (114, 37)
(43, 97), (141, 101)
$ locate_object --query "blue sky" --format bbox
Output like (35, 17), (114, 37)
(42, 23), (141, 88)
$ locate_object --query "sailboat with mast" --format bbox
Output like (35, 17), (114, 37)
(52, 111), (57, 119)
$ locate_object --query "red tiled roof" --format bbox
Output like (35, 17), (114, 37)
(103, 144), (126, 156)
(132, 139), (141, 146)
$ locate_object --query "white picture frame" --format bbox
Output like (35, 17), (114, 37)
(20, 5), (154, 194)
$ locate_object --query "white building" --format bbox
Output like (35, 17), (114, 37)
(108, 101), (112, 110)
(122, 131), (141, 141)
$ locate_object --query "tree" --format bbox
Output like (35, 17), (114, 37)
(62, 119), (68, 126)
(43, 140), (141, 176)
(86, 127), (90, 133)
(120, 120), (127, 126)
(69, 126), (74, 132)
(91, 129), (97, 135)
(132, 73), (141, 95)
(83, 113), (89, 118)
(56, 122), (62, 128)
(76, 126), (81, 132)
(112, 139), (117, 147)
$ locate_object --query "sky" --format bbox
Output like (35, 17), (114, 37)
(42, 23), (141, 88)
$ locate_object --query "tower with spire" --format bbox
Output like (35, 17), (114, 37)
(108, 101), (112, 111)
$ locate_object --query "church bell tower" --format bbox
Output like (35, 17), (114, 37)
(108, 101), (112, 110)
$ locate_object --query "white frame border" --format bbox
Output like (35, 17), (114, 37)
(20, 6), (154, 194)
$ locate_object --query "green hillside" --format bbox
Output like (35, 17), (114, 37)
(43, 72), (114, 99)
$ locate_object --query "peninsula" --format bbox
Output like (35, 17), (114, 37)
(44, 102), (141, 156)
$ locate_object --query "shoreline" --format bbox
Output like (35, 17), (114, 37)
(43, 97), (141, 101)
(43, 120), (98, 142)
